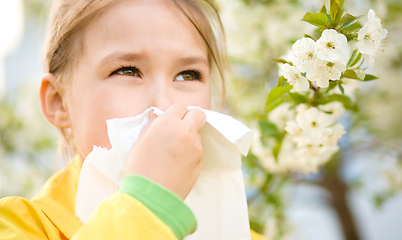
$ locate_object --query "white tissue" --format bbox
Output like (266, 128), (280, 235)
(75, 107), (253, 239)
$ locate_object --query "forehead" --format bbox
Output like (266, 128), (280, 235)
(80, 0), (208, 65)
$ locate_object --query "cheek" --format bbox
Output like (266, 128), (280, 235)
(175, 85), (211, 109)
(199, 83), (212, 110)
(174, 80), (211, 109)
(200, 90), (211, 110)
(70, 97), (113, 157)
(68, 83), (146, 157)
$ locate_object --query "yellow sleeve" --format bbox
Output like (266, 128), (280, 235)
(0, 197), (62, 240)
(72, 193), (178, 240)
(1, 193), (265, 240)
(0, 194), (179, 240)
(251, 229), (269, 240)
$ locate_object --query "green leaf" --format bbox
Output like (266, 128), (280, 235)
(320, 3), (327, 14)
(346, 49), (359, 68)
(340, 14), (363, 29)
(272, 141), (282, 162)
(321, 94), (358, 111)
(336, 0), (344, 9)
(266, 194), (279, 206)
(346, 33), (359, 41)
(374, 191), (395, 209)
(338, 83), (345, 94)
(340, 13), (356, 24)
(330, 0), (341, 24)
(266, 85), (293, 106)
(249, 220), (265, 235)
(356, 69), (366, 81)
(325, 81), (338, 93)
(304, 34), (315, 41)
(355, 57), (365, 69)
(349, 52), (362, 68)
(364, 74), (379, 81)
(342, 69), (360, 80)
(278, 75), (285, 86)
(301, 12), (329, 28)
(266, 99), (284, 113)
(289, 92), (309, 103)
(341, 12), (356, 24)
(273, 58), (289, 65)
(259, 120), (280, 138)
(343, 21), (362, 32)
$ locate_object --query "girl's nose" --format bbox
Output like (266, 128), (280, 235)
(149, 82), (173, 111)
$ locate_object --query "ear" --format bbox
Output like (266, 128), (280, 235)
(40, 73), (70, 128)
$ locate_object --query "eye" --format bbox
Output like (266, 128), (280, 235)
(175, 70), (202, 81)
(112, 67), (139, 77)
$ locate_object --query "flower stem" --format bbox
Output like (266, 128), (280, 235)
(310, 83), (321, 106)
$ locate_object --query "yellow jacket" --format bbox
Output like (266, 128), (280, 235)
(0, 156), (266, 239)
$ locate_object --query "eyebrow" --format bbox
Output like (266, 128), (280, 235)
(97, 51), (209, 68)
(98, 52), (147, 67)
(177, 56), (209, 67)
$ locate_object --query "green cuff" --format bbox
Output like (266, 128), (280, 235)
(118, 174), (197, 239)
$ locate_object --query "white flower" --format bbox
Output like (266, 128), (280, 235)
(291, 138), (339, 174)
(339, 42), (351, 67)
(320, 102), (345, 120)
(282, 64), (309, 92)
(307, 59), (346, 88)
(293, 144), (339, 173)
(268, 102), (294, 130)
(357, 9), (388, 66)
(321, 123), (345, 146)
(289, 38), (316, 75)
(315, 29), (348, 62)
(286, 106), (339, 144)
(295, 103), (309, 115)
(296, 107), (334, 144)
(284, 120), (304, 145)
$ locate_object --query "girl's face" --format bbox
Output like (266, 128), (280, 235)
(64, 0), (211, 158)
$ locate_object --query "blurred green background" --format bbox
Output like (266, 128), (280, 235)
(0, 0), (401, 239)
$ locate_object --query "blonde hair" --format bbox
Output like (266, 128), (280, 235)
(43, 0), (228, 158)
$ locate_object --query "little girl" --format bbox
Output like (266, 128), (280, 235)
(0, 0), (266, 239)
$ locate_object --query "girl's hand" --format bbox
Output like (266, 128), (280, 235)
(124, 104), (206, 200)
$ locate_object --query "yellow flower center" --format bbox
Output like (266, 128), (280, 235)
(326, 42), (335, 49)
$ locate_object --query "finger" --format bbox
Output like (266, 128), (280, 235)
(162, 103), (188, 120)
(149, 109), (157, 121)
(183, 108), (206, 132)
(138, 109), (157, 139)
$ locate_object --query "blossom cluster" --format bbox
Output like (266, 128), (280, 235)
(253, 102), (345, 173)
(284, 104), (345, 173)
(282, 9), (387, 91)
(253, 8), (388, 174)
